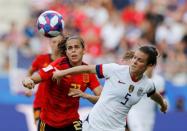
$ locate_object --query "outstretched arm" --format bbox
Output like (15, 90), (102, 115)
(150, 92), (168, 113)
(53, 65), (96, 80)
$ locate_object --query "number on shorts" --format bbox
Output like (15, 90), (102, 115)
(73, 120), (82, 131)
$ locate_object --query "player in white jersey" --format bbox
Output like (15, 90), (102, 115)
(52, 46), (168, 131)
(128, 66), (165, 131)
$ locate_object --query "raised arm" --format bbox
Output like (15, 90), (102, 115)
(53, 65), (97, 80)
(150, 92), (168, 113)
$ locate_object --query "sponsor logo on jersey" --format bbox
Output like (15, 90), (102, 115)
(106, 77), (110, 80)
(137, 88), (143, 96)
(118, 80), (126, 84)
(128, 85), (134, 93)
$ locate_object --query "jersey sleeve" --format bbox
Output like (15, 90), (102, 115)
(88, 74), (100, 90)
(39, 65), (55, 80)
(146, 80), (156, 97)
(96, 63), (122, 78)
(39, 57), (67, 80)
(50, 57), (62, 66)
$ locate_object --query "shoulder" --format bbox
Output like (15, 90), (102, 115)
(145, 78), (156, 96)
(152, 74), (165, 84)
(102, 63), (128, 70)
(101, 63), (129, 74)
(51, 56), (69, 67)
(57, 56), (68, 63)
(144, 77), (155, 90)
(140, 75), (154, 87)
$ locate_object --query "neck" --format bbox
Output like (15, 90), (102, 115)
(69, 60), (82, 67)
(51, 53), (61, 61)
(130, 70), (143, 82)
(145, 72), (152, 78)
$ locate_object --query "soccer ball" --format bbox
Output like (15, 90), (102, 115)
(37, 10), (64, 38)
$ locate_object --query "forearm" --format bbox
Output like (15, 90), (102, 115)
(23, 73), (42, 89)
(62, 65), (96, 75)
(150, 92), (165, 106)
(82, 93), (100, 104)
(30, 73), (42, 84)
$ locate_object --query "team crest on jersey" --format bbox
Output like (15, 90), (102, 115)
(83, 73), (89, 83)
(128, 85), (134, 93)
(137, 88), (143, 96)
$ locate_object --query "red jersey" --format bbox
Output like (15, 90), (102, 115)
(38, 57), (100, 128)
(31, 54), (53, 109)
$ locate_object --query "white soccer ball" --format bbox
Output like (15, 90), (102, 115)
(37, 10), (64, 38)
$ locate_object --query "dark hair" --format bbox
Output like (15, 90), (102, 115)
(139, 46), (158, 65)
(65, 35), (85, 49)
(181, 34), (187, 44)
(58, 34), (70, 55)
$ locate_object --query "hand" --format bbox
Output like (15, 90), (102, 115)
(34, 109), (41, 125)
(52, 69), (61, 85)
(160, 100), (168, 113)
(24, 89), (33, 97)
(52, 68), (63, 82)
(22, 77), (35, 89)
(52, 68), (68, 85)
(68, 88), (87, 98)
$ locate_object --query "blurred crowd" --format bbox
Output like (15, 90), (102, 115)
(0, 0), (187, 85)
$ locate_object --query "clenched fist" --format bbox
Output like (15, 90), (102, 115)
(22, 77), (35, 89)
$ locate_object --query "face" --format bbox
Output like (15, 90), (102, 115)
(65, 39), (84, 65)
(130, 50), (149, 75)
(49, 35), (63, 54)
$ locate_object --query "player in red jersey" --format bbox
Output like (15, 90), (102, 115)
(24, 34), (67, 124)
(22, 35), (102, 131)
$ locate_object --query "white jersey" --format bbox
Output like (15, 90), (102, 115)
(128, 73), (165, 131)
(83, 63), (155, 131)
(130, 73), (165, 112)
